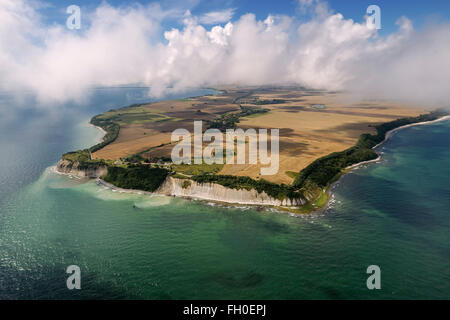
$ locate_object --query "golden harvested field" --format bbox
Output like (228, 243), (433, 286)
(93, 86), (426, 184)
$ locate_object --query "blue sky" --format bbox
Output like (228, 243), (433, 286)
(41, 0), (450, 36)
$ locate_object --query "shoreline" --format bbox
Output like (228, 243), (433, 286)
(323, 115), (450, 212)
(51, 167), (297, 214)
(61, 110), (450, 215)
(372, 115), (450, 150)
(96, 178), (155, 196)
(96, 178), (296, 213)
(346, 114), (450, 171)
(88, 122), (107, 143)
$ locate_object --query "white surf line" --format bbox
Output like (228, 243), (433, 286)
(88, 122), (107, 141)
(96, 179), (154, 196)
(345, 156), (382, 171)
(374, 115), (450, 149)
(346, 115), (450, 171)
(323, 115), (450, 213)
(50, 165), (83, 180)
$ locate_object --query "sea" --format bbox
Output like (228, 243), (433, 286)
(0, 88), (449, 299)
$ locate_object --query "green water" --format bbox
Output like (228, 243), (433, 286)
(0, 91), (449, 299)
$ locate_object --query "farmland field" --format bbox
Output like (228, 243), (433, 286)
(92, 86), (425, 184)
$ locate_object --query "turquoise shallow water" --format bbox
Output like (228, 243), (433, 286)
(0, 90), (449, 299)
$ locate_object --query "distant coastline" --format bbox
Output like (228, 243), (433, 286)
(373, 115), (450, 150)
(345, 114), (450, 172)
(322, 114), (450, 213)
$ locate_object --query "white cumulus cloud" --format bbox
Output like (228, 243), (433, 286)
(1, 0), (450, 109)
(199, 8), (235, 24)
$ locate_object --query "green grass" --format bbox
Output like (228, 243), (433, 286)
(242, 111), (271, 118)
(209, 105), (269, 130)
(171, 173), (190, 179)
(173, 163), (224, 176)
(61, 150), (110, 170)
(313, 191), (328, 207)
(96, 105), (175, 125)
(62, 150), (91, 162)
(285, 171), (299, 179)
(283, 191), (328, 214)
(251, 99), (286, 105)
(100, 111), (172, 126)
(182, 180), (192, 189)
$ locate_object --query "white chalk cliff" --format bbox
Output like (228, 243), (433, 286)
(56, 160), (108, 178)
(156, 177), (305, 207)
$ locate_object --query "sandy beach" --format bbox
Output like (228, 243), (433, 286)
(88, 122), (107, 142)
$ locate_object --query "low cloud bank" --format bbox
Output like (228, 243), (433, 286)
(1, 0), (450, 107)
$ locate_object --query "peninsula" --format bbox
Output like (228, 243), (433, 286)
(57, 86), (445, 213)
